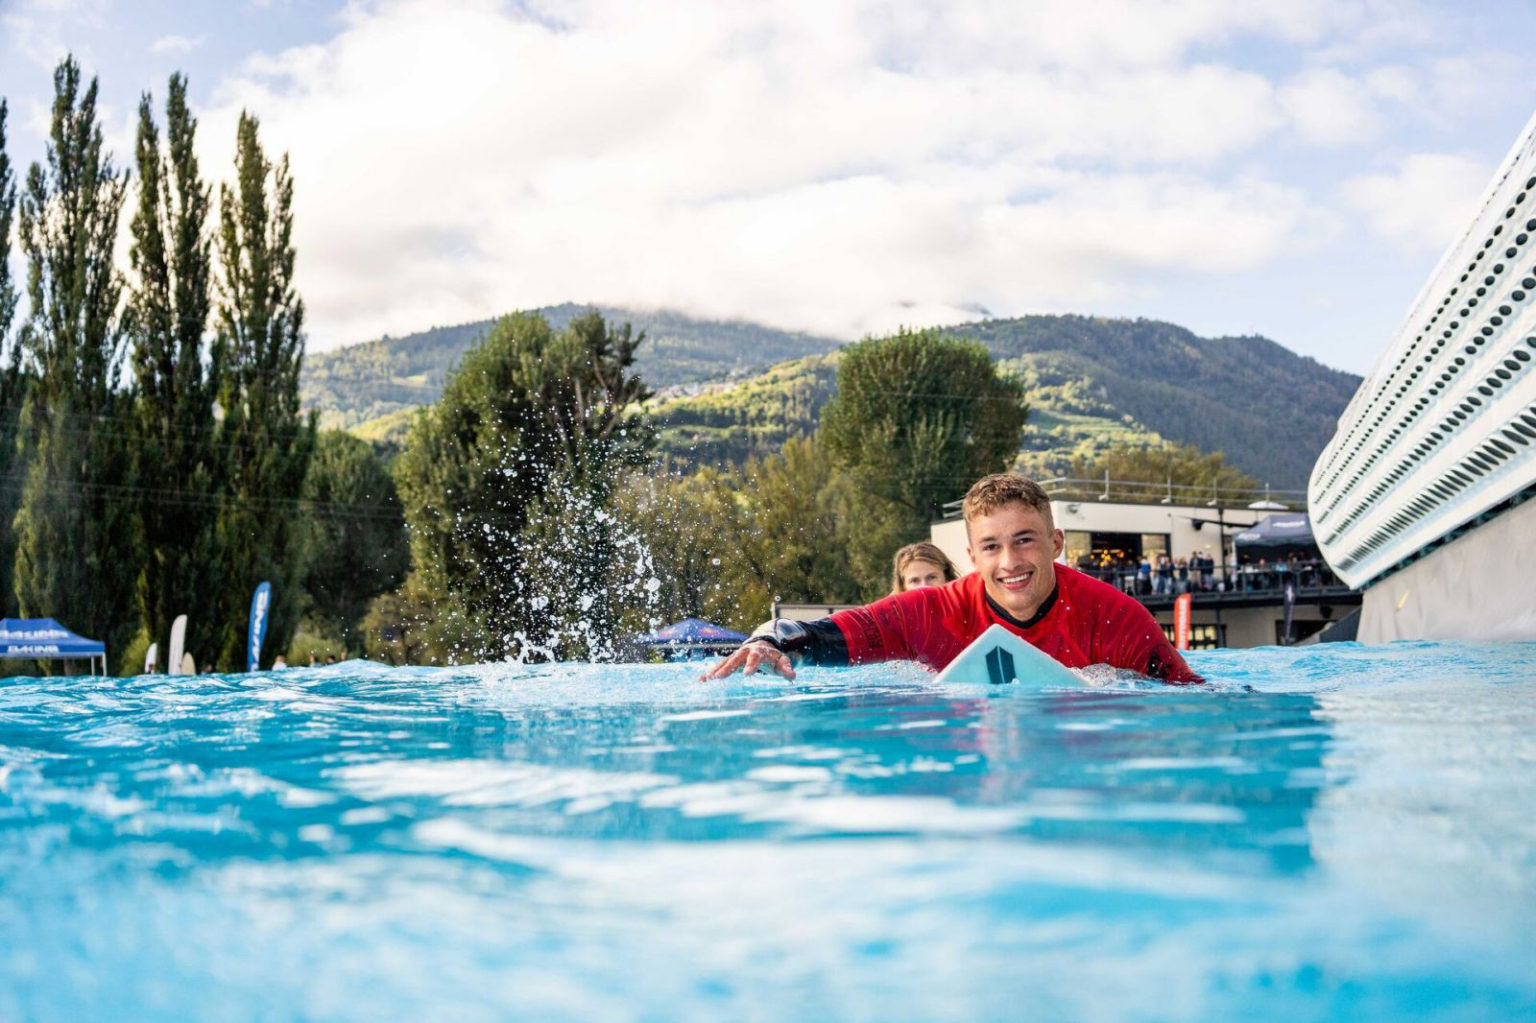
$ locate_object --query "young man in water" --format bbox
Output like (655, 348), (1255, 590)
(703, 473), (1203, 684)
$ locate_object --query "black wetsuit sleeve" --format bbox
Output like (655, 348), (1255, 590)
(745, 618), (851, 665)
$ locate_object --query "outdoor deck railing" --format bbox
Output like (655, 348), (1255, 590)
(941, 476), (1309, 515)
(1076, 557), (1345, 599)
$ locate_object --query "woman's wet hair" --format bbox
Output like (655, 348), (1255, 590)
(891, 542), (960, 594)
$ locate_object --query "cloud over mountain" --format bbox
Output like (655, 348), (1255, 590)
(193, 0), (1492, 355)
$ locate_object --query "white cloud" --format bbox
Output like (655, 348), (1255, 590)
(0, 0), (110, 68)
(871, 0), (1348, 72)
(187, 0), (1474, 349)
(150, 33), (206, 55)
(1363, 65), (1419, 105)
(1341, 152), (1491, 252)
(1279, 68), (1381, 146)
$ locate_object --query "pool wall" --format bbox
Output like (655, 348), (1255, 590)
(1359, 493), (1536, 641)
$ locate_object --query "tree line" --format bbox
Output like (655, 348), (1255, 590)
(360, 322), (1031, 664)
(358, 315), (1263, 665)
(1, 55), (1034, 673)
(0, 57), (407, 673)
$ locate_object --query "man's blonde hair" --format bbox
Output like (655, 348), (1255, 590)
(962, 473), (1054, 529)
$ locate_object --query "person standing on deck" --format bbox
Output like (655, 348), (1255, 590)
(704, 474), (1203, 685)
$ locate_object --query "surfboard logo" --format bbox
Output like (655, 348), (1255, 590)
(933, 624), (1081, 688)
(984, 646), (1016, 685)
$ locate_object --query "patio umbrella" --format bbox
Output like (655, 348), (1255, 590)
(633, 618), (748, 645)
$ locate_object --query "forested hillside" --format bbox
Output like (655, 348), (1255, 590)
(647, 316), (1358, 487)
(302, 308), (1361, 489)
(302, 304), (842, 430)
(649, 354), (840, 466)
(647, 346), (1169, 479)
(944, 316), (1361, 488)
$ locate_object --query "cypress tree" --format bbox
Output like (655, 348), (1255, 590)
(126, 74), (222, 665)
(12, 57), (140, 667)
(212, 112), (315, 669)
(0, 100), (30, 616)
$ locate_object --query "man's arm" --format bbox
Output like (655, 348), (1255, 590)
(701, 588), (947, 681)
(699, 617), (848, 681)
(1106, 601), (1205, 685)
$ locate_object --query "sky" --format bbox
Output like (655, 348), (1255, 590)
(2, 0), (1535, 374)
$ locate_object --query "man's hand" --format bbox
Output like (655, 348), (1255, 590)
(700, 640), (797, 681)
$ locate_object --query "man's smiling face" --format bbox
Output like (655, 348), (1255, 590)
(966, 501), (1064, 621)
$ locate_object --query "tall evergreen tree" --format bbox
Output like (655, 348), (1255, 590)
(12, 57), (140, 667)
(0, 100), (30, 616)
(127, 74), (222, 665)
(212, 112), (315, 668)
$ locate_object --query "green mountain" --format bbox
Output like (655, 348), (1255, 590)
(648, 315), (1360, 488)
(301, 304), (842, 431)
(949, 316), (1361, 488)
(649, 353), (840, 467)
(301, 307), (1360, 489)
(647, 348), (1165, 477)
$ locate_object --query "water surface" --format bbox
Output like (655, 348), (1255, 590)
(2, 641), (1533, 1021)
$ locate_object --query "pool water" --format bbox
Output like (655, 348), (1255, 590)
(2, 641), (1533, 1021)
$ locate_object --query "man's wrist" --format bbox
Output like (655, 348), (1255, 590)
(748, 619), (812, 653)
(745, 632), (784, 653)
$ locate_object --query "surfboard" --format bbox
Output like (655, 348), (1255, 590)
(168, 615), (188, 676)
(181, 652), (196, 675)
(933, 624), (1083, 687)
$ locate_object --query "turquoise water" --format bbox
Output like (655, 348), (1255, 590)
(2, 642), (1534, 1022)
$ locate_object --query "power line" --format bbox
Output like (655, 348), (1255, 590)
(0, 471), (404, 522)
(0, 402), (340, 464)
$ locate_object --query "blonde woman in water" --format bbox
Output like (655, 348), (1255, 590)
(890, 541), (960, 595)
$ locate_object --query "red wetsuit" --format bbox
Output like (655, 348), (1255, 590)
(815, 566), (1201, 684)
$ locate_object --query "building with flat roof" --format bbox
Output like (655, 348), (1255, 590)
(929, 477), (1359, 648)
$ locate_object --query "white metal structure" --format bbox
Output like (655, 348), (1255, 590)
(1310, 109), (1536, 590)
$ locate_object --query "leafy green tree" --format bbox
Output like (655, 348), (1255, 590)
(0, 99), (30, 617)
(613, 442), (862, 636)
(12, 57), (141, 668)
(212, 112), (316, 668)
(126, 74), (223, 664)
(819, 327), (1028, 592)
(612, 466), (742, 630)
(727, 437), (862, 614)
(1067, 441), (1260, 503)
(300, 431), (408, 648)
(394, 309), (653, 662)
(359, 572), (440, 666)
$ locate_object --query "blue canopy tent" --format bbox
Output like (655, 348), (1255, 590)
(633, 618), (748, 659)
(0, 618), (108, 676)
